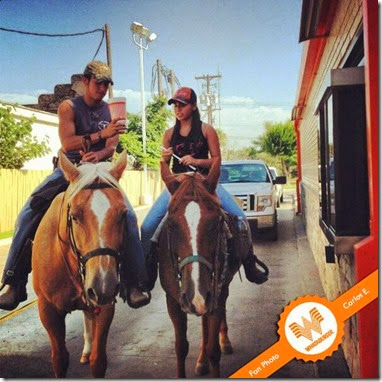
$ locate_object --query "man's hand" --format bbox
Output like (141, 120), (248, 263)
(179, 155), (197, 167)
(101, 118), (127, 139)
(80, 150), (100, 164)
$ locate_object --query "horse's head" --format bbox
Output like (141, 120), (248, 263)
(162, 159), (223, 315)
(59, 151), (128, 306)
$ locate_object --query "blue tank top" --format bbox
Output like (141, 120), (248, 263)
(64, 97), (111, 163)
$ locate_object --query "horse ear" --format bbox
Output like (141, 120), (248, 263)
(160, 160), (180, 194)
(58, 150), (80, 182)
(203, 157), (221, 194)
(109, 150), (127, 181)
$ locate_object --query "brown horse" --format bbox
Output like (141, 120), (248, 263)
(32, 151), (128, 378)
(158, 159), (247, 378)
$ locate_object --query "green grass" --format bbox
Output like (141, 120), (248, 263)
(0, 230), (13, 240)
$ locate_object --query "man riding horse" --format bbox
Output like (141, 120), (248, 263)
(0, 61), (150, 310)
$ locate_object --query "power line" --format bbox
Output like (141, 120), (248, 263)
(0, 26), (104, 37)
(0, 26), (106, 60)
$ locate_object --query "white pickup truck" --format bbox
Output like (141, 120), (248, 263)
(219, 160), (286, 240)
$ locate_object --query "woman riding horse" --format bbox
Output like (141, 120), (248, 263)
(141, 87), (268, 287)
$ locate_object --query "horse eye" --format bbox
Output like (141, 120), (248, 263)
(71, 214), (79, 223)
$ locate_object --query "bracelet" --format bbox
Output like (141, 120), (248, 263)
(82, 134), (92, 153)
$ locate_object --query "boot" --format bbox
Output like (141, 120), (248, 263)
(0, 282), (28, 311)
(242, 254), (269, 284)
(127, 284), (151, 309)
(237, 217), (269, 284)
(145, 243), (158, 291)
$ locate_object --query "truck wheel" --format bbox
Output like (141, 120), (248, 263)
(268, 213), (278, 241)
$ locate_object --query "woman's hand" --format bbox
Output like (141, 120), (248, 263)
(179, 155), (197, 167)
(101, 118), (127, 139)
(162, 146), (174, 161)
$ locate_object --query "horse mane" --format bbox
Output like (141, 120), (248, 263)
(67, 162), (122, 201)
(169, 173), (221, 213)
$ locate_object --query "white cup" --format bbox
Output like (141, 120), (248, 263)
(108, 97), (126, 125)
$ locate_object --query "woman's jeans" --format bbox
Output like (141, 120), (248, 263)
(141, 184), (248, 256)
(1, 168), (147, 288)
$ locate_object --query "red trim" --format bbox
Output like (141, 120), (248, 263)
(294, 0), (378, 376)
(353, 0), (379, 377)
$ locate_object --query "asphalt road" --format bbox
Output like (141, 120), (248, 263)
(0, 191), (350, 378)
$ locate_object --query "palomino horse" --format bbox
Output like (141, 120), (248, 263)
(158, 159), (246, 378)
(32, 151), (128, 378)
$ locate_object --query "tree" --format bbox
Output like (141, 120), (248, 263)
(0, 104), (50, 169)
(118, 96), (172, 169)
(256, 120), (296, 181)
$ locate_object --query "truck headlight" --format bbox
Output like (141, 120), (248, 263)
(257, 195), (272, 211)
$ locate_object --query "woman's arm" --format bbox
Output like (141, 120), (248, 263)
(179, 123), (221, 168)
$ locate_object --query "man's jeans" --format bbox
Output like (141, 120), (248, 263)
(2, 168), (147, 287)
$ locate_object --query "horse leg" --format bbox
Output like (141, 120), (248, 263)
(37, 298), (69, 377)
(89, 304), (115, 377)
(195, 315), (210, 375)
(80, 311), (93, 364)
(206, 313), (223, 378)
(166, 294), (188, 378)
(219, 310), (233, 354)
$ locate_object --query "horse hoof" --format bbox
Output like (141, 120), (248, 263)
(80, 353), (90, 364)
(221, 342), (233, 354)
(195, 362), (209, 376)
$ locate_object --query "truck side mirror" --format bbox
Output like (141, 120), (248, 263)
(274, 176), (287, 185)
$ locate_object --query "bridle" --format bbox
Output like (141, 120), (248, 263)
(167, 212), (230, 312)
(58, 182), (122, 302)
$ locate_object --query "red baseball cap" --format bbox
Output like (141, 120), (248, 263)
(168, 87), (197, 105)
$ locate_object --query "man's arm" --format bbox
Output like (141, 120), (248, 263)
(58, 101), (125, 163)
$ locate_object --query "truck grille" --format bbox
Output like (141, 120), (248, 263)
(235, 194), (256, 211)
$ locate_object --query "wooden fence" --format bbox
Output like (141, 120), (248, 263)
(0, 169), (164, 233)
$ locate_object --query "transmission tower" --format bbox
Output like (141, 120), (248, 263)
(195, 73), (221, 125)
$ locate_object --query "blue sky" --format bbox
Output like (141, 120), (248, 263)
(0, 0), (303, 148)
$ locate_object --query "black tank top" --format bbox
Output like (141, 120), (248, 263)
(170, 120), (209, 175)
(63, 97), (111, 164)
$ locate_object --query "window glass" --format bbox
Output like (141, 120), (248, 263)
(220, 164), (270, 183)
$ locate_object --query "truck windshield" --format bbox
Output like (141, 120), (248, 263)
(220, 164), (270, 183)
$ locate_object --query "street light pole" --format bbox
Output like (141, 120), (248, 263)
(138, 36), (149, 205)
(131, 22), (157, 205)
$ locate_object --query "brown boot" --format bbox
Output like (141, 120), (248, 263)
(127, 286), (151, 309)
(0, 283), (28, 311)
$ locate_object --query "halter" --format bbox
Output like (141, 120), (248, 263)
(58, 182), (122, 303)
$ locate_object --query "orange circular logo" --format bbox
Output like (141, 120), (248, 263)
(277, 295), (344, 362)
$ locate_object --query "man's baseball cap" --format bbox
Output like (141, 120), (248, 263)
(83, 61), (114, 85)
(168, 87), (197, 105)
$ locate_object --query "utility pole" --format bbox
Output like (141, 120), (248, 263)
(105, 24), (113, 98)
(156, 59), (163, 96)
(195, 73), (221, 125)
(169, 70), (176, 96)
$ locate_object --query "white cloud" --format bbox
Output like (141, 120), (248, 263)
(0, 90), (291, 150)
(216, 97), (292, 149)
